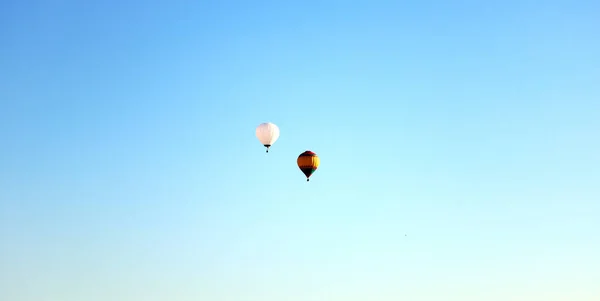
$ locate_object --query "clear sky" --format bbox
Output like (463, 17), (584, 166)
(1, 0), (599, 300)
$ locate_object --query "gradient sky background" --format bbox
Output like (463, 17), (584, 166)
(1, 1), (599, 300)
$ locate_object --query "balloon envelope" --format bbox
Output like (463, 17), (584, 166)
(255, 122), (280, 152)
(297, 150), (319, 181)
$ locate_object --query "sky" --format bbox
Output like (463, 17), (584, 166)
(1, 0), (599, 300)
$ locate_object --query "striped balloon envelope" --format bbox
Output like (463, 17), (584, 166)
(297, 150), (320, 182)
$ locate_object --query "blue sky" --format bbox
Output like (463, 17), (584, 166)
(1, 0), (599, 300)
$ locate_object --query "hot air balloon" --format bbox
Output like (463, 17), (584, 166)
(255, 122), (280, 153)
(297, 150), (319, 181)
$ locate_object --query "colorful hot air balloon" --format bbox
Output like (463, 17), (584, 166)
(297, 150), (319, 181)
(255, 122), (280, 153)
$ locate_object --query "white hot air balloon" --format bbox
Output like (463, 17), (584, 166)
(255, 122), (280, 153)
